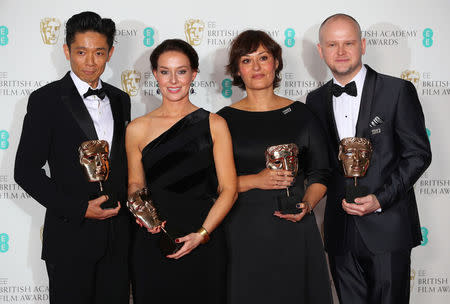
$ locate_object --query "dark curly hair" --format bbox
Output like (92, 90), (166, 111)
(226, 30), (283, 90)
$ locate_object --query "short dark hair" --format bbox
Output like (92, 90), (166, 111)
(319, 13), (362, 41)
(150, 39), (199, 71)
(226, 30), (283, 90)
(65, 11), (116, 50)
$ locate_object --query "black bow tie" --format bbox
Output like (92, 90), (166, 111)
(331, 81), (357, 97)
(83, 87), (106, 100)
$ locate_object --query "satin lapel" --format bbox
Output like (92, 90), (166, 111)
(355, 65), (377, 137)
(60, 72), (98, 140)
(106, 85), (124, 161)
(325, 80), (340, 155)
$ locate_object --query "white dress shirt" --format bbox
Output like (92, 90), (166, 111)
(70, 72), (114, 151)
(332, 65), (367, 140)
(332, 66), (381, 211)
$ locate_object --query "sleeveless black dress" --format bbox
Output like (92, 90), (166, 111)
(131, 109), (226, 304)
(218, 101), (333, 304)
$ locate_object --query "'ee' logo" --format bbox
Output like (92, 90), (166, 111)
(222, 79), (232, 98)
(0, 26), (8, 46)
(284, 28), (295, 48)
(143, 27), (155, 47)
(420, 227), (429, 246)
(0, 233), (9, 253)
(0, 130), (9, 149)
(422, 28), (433, 48)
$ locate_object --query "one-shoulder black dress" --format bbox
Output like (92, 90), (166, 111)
(218, 101), (333, 304)
(131, 108), (226, 304)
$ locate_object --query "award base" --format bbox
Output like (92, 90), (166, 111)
(277, 195), (302, 214)
(345, 184), (368, 204)
(159, 230), (183, 256)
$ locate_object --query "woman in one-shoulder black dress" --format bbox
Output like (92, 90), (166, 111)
(126, 39), (237, 304)
(218, 30), (333, 303)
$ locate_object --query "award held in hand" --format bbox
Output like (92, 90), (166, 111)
(265, 143), (301, 214)
(127, 187), (182, 255)
(338, 137), (373, 204)
(79, 140), (117, 209)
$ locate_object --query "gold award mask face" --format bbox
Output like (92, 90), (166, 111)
(127, 188), (162, 229)
(121, 70), (141, 96)
(338, 137), (372, 178)
(265, 143), (299, 175)
(184, 19), (205, 46)
(79, 140), (110, 182)
(40, 18), (61, 45)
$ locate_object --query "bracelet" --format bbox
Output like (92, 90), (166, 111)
(197, 227), (210, 244)
(302, 201), (313, 214)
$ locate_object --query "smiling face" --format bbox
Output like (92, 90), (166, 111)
(317, 16), (365, 85)
(63, 31), (114, 88)
(153, 51), (197, 103)
(338, 137), (372, 177)
(237, 44), (279, 91)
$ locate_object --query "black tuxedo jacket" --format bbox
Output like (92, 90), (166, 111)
(306, 65), (431, 254)
(15, 72), (131, 262)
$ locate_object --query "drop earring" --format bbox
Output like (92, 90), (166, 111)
(190, 83), (195, 94)
(156, 83), (160, 95)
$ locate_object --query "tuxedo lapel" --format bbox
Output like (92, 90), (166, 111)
(104, 84), (124, 161)
(60, 72), (98, 140)
(355, 65), (377, 137)
(325, 80), (341, 154)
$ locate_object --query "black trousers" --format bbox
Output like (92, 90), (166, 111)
(45, 219), (129, 304)
(46, 252), (129, 304)
(329, 217), (411, 304)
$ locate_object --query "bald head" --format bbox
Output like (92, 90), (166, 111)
(316, 13), (366, 84)
(319, 14), (362, 43)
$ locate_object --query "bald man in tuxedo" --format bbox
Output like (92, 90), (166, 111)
(306, 13), (431, 304)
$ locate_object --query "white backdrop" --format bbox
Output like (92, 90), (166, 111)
(1, 0), (449, 303)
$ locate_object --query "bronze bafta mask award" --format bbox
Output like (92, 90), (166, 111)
(338, 137), (373, 204)
(127, 188), (182, 255)
(79, 140), (116, 209)
(265, 143), (302, 214)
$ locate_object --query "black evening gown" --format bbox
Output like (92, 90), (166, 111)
(131, 108), (226, 304)
(218, 101), (333, 304)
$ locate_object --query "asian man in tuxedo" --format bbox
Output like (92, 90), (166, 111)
(14, 11), (131, 304)
(306, 14), (431, 304)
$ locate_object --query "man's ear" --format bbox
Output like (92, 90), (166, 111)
(360, 38), (366, 56)
(317, 43), (324, 60)
(106, 46), (115, 62)
(63, 44), (70, 60)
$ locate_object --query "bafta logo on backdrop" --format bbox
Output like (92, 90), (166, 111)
(40, 225), (44, 245)
(410, 269), (416, 292)
(184, 19), (205, 46)
(121, 70), (142, 97)
(400, 70), (420, 87)
(40, 18), (61, 45)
